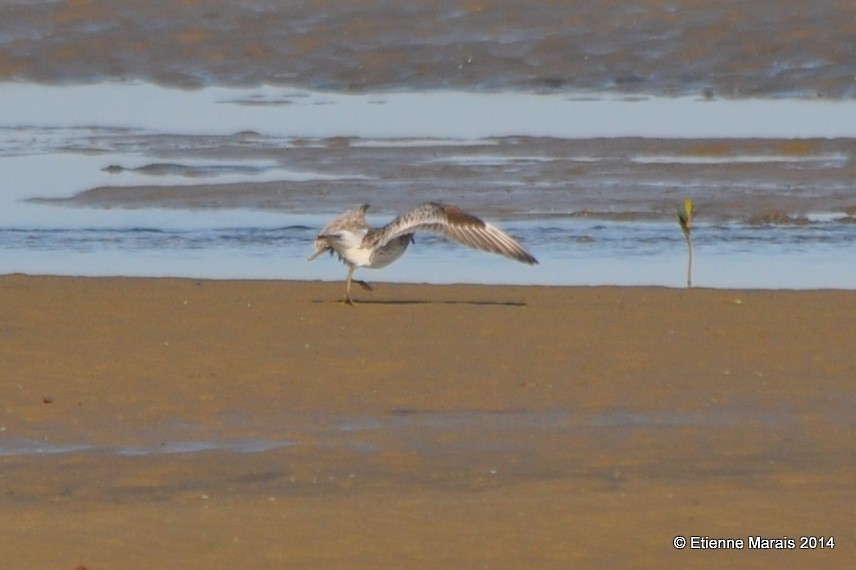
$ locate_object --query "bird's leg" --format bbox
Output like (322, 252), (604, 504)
(344, 267), (356, 306)
(343, 267), (372, 306)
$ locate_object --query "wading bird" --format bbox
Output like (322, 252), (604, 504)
(308, 202), (537, 304)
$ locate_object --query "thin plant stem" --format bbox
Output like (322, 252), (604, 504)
(685, 233), (693, 288)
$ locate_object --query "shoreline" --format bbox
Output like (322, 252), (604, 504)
(1, 275), (854, 568)
(5, 271), (856, 291)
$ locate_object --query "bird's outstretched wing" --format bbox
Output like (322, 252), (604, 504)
(366, 202), (538, 264)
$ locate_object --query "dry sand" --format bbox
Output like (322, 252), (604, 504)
(1, 275), (854, 568)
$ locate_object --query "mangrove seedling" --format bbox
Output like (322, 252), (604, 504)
(678, 198), (695, 288)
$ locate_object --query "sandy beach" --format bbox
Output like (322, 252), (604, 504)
(0, 275), (853, 568)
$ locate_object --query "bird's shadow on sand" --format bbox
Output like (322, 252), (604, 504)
(312, 298), (527, 307)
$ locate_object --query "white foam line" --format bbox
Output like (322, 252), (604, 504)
(632, 153), (849, 165)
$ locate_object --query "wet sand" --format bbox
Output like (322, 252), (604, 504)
(1, 275), (854, 568)
(45, 135), (856, 223)
(2, 0), (855, 97)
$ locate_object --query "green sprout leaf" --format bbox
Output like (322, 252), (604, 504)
(678, 198), (695, 288)
(678, 198), (694, 238)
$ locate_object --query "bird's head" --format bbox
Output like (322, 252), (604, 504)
(307, 236), (333, 261)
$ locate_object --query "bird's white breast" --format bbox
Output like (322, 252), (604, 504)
(328, 229), (411, 269)
(329, 230), (373, 267)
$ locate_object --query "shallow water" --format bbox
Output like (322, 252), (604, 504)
(1, 84), (854, 288)
(0, 437), (293, 457)
(0, 407), (799, 458)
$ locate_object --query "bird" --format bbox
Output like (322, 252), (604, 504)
(308, 202), (538, 305)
